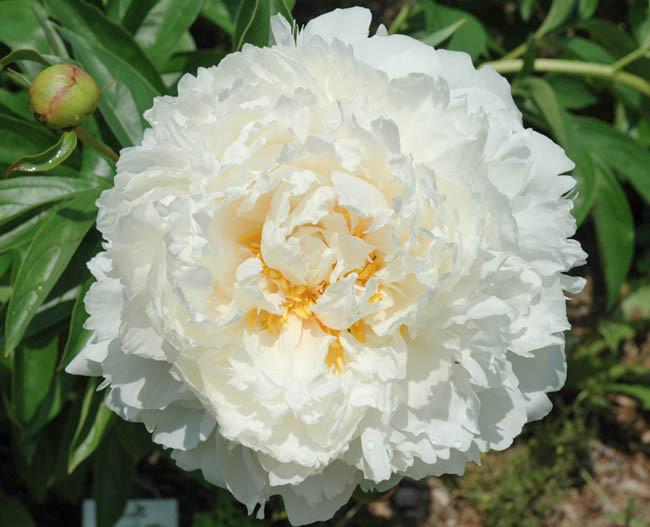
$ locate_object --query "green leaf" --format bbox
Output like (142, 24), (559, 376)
(22, 372), (72, 439)
(18, 297), (76, 344)
(607, 362), (650, 381)
(536, 0), (577, 38)
(51, 460), (88, 505)
(0, 89), (33, 121)
(0, 176), (95, 226)
(572, 117), (650, 205)
(0, 207), (54, 254)
(177, 30), (198, 53)
(0, 1), (57, 77)
(116, 421), (154, 462)
(94, 430), (135, 527)
(0, 48), (52, 71)
(601, 383), (650, 409)
(632, 116), (650, 149)
(0, 113), (79, 177)
(43, 0), (165, 94)
(581, 18), (638, 58)
(0, 251), (12, 279)
(0, 492), (36, 527)
(598, 320), (635, 350)
(4, 69), (32, 90)
(418, 18), (467, 48)
(68, 379), (115, 473)
(234, 0), (295, 50)
(519, 77), (569, 143)
(13, 419), (61, 498)
(5, 190), (101, 354)
(202, 0), (239, 35)
(0, 285), (12, 303)
(423, 2), (487, 60)
(622, 285), (650, 321)
(48, 234), (99, 301)
(31, 1), (69, 58)
(134, 0), (204, 69)
(105, 0), (133, 22)
(5, 131), (78, 177)
(162, 50), (226, 75)
(11, 336), (58, 423)
(59, 277), (92, 370)
(58, 27), (159, 147)
(578, 0), (599, 20)
(0, 175), (95, 229)
(519, 0), (537, 22)
(121, 0), (157, 33)
(592, 165), (634, 307)
(630, 1), (650, 47)
(547, 76), (597, 109)
(0, 0), (43, 47)
(69, 405), (114, 474)
(562, 36), (614, 63)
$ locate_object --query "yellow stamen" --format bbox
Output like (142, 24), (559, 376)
(247, 309), (285, 335)
(238, 230), (262, 250)
(318, 320), (340, 338)
(353, 216), (372, 237)
(345, 251), (383, 285)
(333, 205), (352, 231)
(333, 205), (373, 238)
(265, 313), (284, 334)
(326, 338), (346, 374)
(369, 289), (383, 304)
(349, 319), (368, 343)
(246, 309), (259, 328)
(238, 222), (384, 374)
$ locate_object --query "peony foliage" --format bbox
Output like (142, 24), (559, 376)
(0, 1), (649, 526)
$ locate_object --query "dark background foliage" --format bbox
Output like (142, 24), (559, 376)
(0, 1), (649, 526)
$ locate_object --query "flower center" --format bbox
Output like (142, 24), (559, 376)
(239, 209), (383, 374)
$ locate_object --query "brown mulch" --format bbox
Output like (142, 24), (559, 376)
(359, 440), (650, 527)
(545, 441), (650, 527)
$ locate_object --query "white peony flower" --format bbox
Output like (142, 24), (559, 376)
(67, 7), (586, 524)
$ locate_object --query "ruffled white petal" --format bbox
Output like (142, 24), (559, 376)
(67, 7), (585, 525)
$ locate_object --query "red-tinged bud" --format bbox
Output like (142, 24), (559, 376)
(29, 64), (100, 129)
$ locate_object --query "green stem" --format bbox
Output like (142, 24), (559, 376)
(485, 58), (650, 97)
(579, 468), (615, 511)
(388, 2), (422, 34)
(502, 42), (527, 61)
(389, 4), (410, 34)
(73, 125), (119, 163)
(334, 501), (363, 527)
(611, 46), (650, 72)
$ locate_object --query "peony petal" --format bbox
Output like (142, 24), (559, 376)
(298, 7), (371, 47)
(66, 7), (586, 523)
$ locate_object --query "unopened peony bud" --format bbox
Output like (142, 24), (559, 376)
(29, 64), (99, 129)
